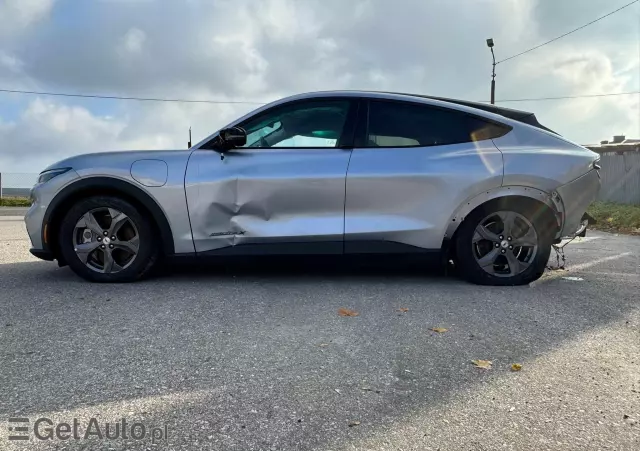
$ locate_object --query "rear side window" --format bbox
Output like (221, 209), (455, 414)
(365, 100), (510, 148)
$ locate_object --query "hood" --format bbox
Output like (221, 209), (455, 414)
(42, 149), (186, 173)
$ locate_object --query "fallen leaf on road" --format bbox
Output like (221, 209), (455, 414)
(397, 308), (409, 312)
(348, 421), (361, 427)
(471, 359), (492, 369)
(511, 363), (522, 372)
(430, 327), (448, 333)
(338, 308), (359, 317)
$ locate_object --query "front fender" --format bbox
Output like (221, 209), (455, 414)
(42, 177), (177, 256)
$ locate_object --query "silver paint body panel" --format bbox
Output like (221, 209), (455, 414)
(344, 141), (503, 249)
(25, 91), (601, 260)
(30, 150), (195, 254)
(25, 169), (81, 249)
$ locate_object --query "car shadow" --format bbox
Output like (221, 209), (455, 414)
(160, 254), (453, 281)
(0, 257), (637, 450)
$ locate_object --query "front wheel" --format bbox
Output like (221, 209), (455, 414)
(455, 203), (552, 286)
(58, 196), (159, 282)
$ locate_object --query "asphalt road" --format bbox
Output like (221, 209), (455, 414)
(0, 213), (638, 450)
(0, 207), (29, 216)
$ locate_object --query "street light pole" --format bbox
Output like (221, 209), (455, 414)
(487, 38), (496, 104)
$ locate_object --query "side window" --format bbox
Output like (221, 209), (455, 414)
(366, 100), (507, 148)
(239, 100), (351, 149)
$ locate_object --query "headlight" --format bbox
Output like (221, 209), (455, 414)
(38, 168), (71, 184)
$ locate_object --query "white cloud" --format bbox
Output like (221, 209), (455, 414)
(119, 28), (147, 55)
(509, 44), (638, 143)
(0, 0), (638, 172)
(0, 51), (24, 73)
(0, 97), (256, 173)
(0, 0), (55, 36)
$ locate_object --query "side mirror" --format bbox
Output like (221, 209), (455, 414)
(219, 126), (247, 149)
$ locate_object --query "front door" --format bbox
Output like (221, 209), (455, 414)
(185, 98), (358, 255)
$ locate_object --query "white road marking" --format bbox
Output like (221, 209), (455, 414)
(573, 236), (601, 243)
(530, 252), (633, 287)
(556, 236), (600, 247)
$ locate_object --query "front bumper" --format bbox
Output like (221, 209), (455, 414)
(556, 169), (600, 238)
(24, 169), (80, 252)
(30, 248), (55, 261)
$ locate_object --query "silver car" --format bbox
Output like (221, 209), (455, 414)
(25, 91), (601, 285)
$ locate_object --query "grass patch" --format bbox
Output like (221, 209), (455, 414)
(587, 202), (640, 235)
(0, 196), (31, 207)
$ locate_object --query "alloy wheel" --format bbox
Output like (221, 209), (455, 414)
(471, 210), (538, 277)
(73, 207), (140, 274)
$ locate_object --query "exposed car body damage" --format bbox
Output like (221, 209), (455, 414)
(556, 169), (600, 236)
(444, 185), (563, 242)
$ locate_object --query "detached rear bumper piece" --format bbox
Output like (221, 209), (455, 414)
(556, 169), (600, 238)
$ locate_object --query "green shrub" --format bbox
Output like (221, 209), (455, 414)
(0, 197), (32, 207)
(587, 202), (640, 234)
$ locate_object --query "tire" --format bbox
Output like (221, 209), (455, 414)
(455, 201), (553, 286)
(58, 196), (159, 282)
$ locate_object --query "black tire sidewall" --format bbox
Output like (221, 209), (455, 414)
(59, 196), (157, 282)
(455, 203), (552, 286)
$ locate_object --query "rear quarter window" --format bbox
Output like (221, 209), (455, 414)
(366, 100), (510, 148)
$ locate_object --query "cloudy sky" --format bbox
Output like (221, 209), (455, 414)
(0, 0), (638, 178)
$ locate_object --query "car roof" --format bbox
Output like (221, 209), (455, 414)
(295, 90), (557, 135)
(194, 90), (557, 149)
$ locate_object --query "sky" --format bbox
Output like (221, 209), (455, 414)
(0, 0), (639, 178)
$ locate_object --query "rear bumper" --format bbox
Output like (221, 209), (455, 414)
(556, 169), (600, 237)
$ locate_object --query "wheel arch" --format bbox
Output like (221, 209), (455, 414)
(43, 177), (175, 262)
(443, 186), (563, 252)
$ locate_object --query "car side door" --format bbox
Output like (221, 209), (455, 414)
(344, 98), (507, 253)
(185, 97), (358, 255)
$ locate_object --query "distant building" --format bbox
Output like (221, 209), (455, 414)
(584, 135), (640, 154)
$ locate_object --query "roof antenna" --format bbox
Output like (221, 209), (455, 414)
(187, 127), (192, 149)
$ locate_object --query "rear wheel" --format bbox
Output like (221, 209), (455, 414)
(59, 196), (159, 282)
(455, 203), (552, 286)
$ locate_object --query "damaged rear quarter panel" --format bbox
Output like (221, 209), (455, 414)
(494, 123), (599, 191)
